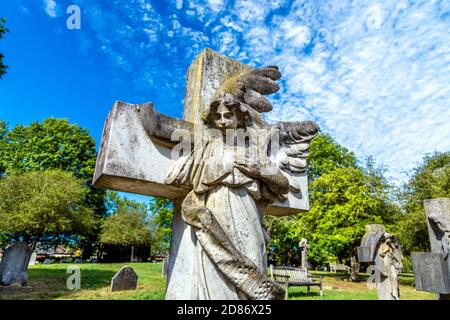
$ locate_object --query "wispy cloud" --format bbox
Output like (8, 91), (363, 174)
(69, 0), (450, 183)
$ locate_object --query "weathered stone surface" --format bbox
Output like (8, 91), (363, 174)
(28, 252), (37, 266)
(412, 252), (450, 294)
(412, 198), (450, 299)
(0, 242), (31, 286)
(357, 225), (403, 300)
(110, 266), (138, 292)
(92, 101), (190, 199)
(424, 198), (450, 255)
(357, 224), (385, 263)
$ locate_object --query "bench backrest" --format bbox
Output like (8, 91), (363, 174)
(270, 266), (311, 282)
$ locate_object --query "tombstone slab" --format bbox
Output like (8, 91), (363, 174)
(111, 266), (138, 292)
(412, 198), (450, 300)
(0, 242), (31, 286)
(412, 252), (450, 294)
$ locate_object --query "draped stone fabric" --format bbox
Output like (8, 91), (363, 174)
(165, 135), (285, 300)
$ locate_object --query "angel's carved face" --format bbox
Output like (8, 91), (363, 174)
(214, 101), (238, 131)
(210, 93), (241, 131)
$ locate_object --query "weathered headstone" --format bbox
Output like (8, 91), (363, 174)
(299, 238), (309, 270)
(357, 224), (403, 300)
(111, 266), (138, 292)
(162, 255), (169, 278)
(412, 198), (450, 300)
(0, 242), (31, 286)
(93, 48), (318, 300)
(28, 252), (37, 266)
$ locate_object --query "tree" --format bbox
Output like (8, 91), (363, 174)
(148, 197), (174, 254)
(0, 118), (106, 253)
(101, 193), (161, 262)
(307, 133), (358, 182)
(0, 18), (8, 78)
(0, 170), (97, 249)
(266, 133), (359, 266)
(395, 151), (450, 254)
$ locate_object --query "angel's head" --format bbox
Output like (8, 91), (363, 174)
(204, 92), (249, 131)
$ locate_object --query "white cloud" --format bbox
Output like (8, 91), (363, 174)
(43, 0), (58, 18)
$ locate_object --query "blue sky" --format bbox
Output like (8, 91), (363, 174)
(1, 0), (449, 194)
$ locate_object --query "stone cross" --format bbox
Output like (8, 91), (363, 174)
(357, 224), (403, 300)
(412, 198), (450, 300)
(93, 48), (317, 299)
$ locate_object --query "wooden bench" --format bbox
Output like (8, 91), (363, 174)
(329, 263), (350, 273)
(269, 265), (323, 299)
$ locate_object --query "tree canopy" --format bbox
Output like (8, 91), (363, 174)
(0, 118), (105, 253)
(395, 151), (450, 254)
(266, 133), (396, 268)
(0, 170), (96, 247)
(100, 192), (163, 260)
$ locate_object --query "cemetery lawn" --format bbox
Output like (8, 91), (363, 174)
(0, 263), (435, 300)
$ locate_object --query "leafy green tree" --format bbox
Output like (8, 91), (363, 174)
(307, 133), (358, 181)
(100, 194), (159, 261)
(0, 170), (97, 249)
(148, 197), (173, 253)
(266, 133), (360, 266)
(0, 118), (106, 252)
(395, 151), (450, 254)
(297, 168), (394, 265)
(0, 18), (8, 78)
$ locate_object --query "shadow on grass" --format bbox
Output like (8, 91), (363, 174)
(0, 268), (117, 300)
(288, 290), (322, 298)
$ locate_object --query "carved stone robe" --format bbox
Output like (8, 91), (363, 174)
(165, 134), (284, 300)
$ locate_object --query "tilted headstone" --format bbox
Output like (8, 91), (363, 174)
(299, 238), (309, 270)
(0, 242), (31, 286)
(357, 224), (403, 300)
(412, 198), (450, 300)
(28, 252), (37, 266)
(111, 266), (138, 292)
(93, 48), (319, 300)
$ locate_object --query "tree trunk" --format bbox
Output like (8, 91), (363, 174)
(350, 250), (360, 282)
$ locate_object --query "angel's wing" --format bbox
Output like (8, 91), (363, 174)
(274, 121), (319, 192)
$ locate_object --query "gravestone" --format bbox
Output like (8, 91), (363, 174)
(162, 255), (169, 278)
(111, 266), (138, 292)
(412, 198), (450, 300)
(357, 224), (403, 300)
(93, 48), (318, 300)
(299, 238), (309, 270)
(0, 242), (31, 286)
(28, 252), (37, 266)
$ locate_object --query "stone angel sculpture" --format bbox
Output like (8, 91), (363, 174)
(165, 65), (319, 300)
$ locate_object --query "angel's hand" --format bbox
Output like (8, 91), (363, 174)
(234, 158), (262, 178)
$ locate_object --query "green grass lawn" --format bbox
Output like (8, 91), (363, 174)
(0, 263), (435, 300)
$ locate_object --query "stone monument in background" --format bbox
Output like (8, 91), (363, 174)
(299, 238), (309, 270)
(357, 224), (403, 300)
(412, 198), (450, 300)
(93, 48), (319, 300)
